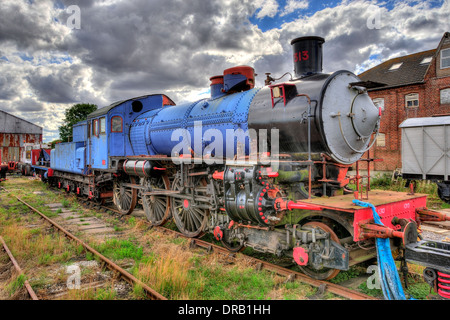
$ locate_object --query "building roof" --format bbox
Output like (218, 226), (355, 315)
(0, 109), (42, 134)
(400, 115), (450, 128)
(87, 94), (176, 119)
(358, 49), (436, 90)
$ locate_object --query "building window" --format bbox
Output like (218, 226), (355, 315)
(92, 119), (98, 136)
(376, 133), (386, 147)
(405, 93), (419, 108)
(111, 116), (123, 132)
(373, 98), (385, 111)
(441, 48), (450, 69)
(420, 57), (433, 64)
(441, 88), (450, 104)
(99, 117), (106, 134)
(389, 62), (403, 71)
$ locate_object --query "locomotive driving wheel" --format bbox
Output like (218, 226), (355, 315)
(298, 221), (341, 281)
(113, 176), (138, 215)
(170, 175), (209, 238)
(142, 174), (171, 226)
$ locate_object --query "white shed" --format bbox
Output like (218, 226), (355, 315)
(400, 116), (450, 180)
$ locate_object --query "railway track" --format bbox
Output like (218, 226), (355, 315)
(5, 183), (377, 300)
(3, 183), (411, 300)
(0, 235), (39, 300)
(78, 199), (378, 300)
(13, 196), (166, 301)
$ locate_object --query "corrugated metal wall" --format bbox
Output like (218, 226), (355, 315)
(0, 133), (42, 163)
(0, 110), (43, 163)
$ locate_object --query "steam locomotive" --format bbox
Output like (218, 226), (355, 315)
(40, 36), (450, 286)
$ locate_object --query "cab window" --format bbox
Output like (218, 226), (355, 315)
(111, 116), (123, 133)
(99, 117), (106, 134)
(92, 119), (98, 136)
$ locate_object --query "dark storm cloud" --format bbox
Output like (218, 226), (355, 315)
(56, 0), (95, 8)
(0, 1), (66, 51)
(25, 64), (89, 103)
(26, 73), (76, 103)
(59, 0), (255, 89)
(0, 74), (21, 100)
(15, 98), (45, 112)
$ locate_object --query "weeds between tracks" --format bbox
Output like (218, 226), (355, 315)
(1, 177), (325, 300)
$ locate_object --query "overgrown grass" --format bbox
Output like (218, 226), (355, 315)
(329, 266), (367, 284)
(0, 223), (78, 266)
(130, 236), (319, 300)
(93, 238), (143, 261)
(1, 178), (323, 300)
(8, 274), (26, 296)
(65, 285), (118, 300)
(358, 281), (384, 297)
(364, 173), (447, 208)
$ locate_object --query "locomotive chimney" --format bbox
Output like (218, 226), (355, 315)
(291, 36), (325, 78)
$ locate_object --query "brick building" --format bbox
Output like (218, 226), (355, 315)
(0, 110), (43, 163)
(358, 32), (450, 172)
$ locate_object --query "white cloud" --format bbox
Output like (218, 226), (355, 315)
(277, 0), (449, 73)
(280, 0), (309, 17)
(253, 0), (279, 19)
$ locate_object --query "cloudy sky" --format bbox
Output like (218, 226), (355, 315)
(0, 0), (449, 142)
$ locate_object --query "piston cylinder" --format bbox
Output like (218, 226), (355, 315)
(123, 160), (153, 177)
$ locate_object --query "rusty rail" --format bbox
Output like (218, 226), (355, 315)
(0, 235), (39, 300)
(97, 204), (377, 300)
(49, 193), (377, 300)
(183, 234), (377, 300)
(14, 196), (166, 301)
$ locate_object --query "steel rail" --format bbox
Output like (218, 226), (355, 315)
(96, 203), (378, 300)
(14, 196), (167, 301)
(0, 235), (39, 300)
(177, 232), (377, 300)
